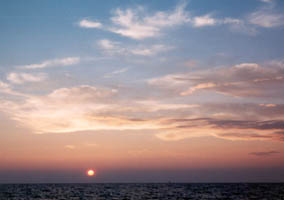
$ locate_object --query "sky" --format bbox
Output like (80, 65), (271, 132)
(1, 0), (284, 183)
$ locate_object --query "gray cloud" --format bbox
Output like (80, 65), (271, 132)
(149, 62), (284, 99)
(209, 119), (284, 130)
(165, 118), (284, 132)
(249, 151), (280, 156)
(157, 116), (284, 142)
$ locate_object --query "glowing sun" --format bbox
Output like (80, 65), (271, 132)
(87, 169), (95, 176)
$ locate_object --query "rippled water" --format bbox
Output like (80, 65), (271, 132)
(0, 183), (284, 200)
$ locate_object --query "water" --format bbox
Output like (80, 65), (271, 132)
(0, 183), (284, 199)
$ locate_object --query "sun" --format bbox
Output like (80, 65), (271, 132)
(87, 169), (95, 176)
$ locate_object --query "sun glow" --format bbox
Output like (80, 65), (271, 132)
(87, 169), (95, 176)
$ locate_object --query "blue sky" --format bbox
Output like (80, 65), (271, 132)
(1, 0), (284, 182)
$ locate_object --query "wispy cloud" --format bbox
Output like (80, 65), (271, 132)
(249, 10), (284, 28)
(7, 72), (47, 84)
(18, 57), (80, 69)
(104, 67), (128, 78)
(259, 0), (274, 4)
(76, 0), (284, 40)
(78, 2), (190, 40)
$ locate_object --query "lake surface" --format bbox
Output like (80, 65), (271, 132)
(0, 183), (284, 199)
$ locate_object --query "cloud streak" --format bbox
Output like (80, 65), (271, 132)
(18, 57), (80, 69)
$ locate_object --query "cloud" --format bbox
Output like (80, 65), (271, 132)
(1, 84), (284, 143)
(0, 85), (163, 133)
(18, 57), (80, 69)
(98, 39), (119, 50)
(156, 117), (284, 141)
(259, 0), (274, 4)
(192, 14), (217, 27)
(80, 2), (190, 40)
(79, 2), (245, 38)
(143, 2), (191, 27)
(223, 18), (243, 25)
(223, 18), (257, 35)
(7, 72), (47, 84)
(0, 81), (29, 97)
(109, 8), (160, 39)
(104, 68), (129, 78)
(1, 83), (284, 142)
(109, 2), (190, 39)
(148, 62), (284, 99)
(77, 0), (284, 40)
(157, 102), (284, 141)
(78, 19), (102, 28)
(248, 1), (284, 28)
(130, 44), (173, 56)
(45, 85), (118, 103)
(136, 100), (199, 112)
(97, 39), (127, 55)
(214, 132), (283, 141)
(201, 103), (284, 121)
(1, 66), (284, 143)
(249, 10), (284, 28)
(209, 119), (284, 130)
(249, 151), (279, 156)
(0, 81), (11, 93)
(180, 82), (216, 96)
(0, 84), (199, 135)
(108, 3), (249, 37)
(259, 103), (276, 107)
(98, 39), (172, 56)
(191, 15), (257, 34)
(147, 74), (190, 88)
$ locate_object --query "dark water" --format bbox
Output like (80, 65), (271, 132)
(0, 183), (284, 200)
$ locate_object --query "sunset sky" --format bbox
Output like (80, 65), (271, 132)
(1, 0), (284, 183)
